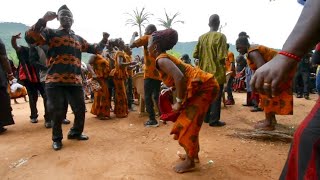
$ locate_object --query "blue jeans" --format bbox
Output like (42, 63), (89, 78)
(316, 71), (320, 94)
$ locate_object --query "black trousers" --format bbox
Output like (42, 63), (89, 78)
(24, 81), (49, 122)
(226, 76), (234, 100)
(108, 77), (115, 103)
(205, 84), (223, 124)
(144, 78), (161, 120)
(294, 71), (310, 96)
(127, 76), (134, 109)
(46, 86), (85, 142)
(0, 87), (14, 127)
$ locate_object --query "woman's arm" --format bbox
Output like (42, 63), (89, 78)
(248, 51), (266, 69)
(157, 58), (186, 101)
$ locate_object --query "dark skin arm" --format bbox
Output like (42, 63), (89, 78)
(248, 51), (266, 69)
(87, 55), (97, 78)
(11, 33), (22, 52)
(157, 58), (186, 111)
(129, 32), (139, 48)
(251, 0), (320, 96)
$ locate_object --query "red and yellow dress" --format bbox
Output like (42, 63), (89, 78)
(156, 53), (220, 159)
(247, 45), (294, 115)
(90, 55), (111, 118)
(109, 51), (128, 118)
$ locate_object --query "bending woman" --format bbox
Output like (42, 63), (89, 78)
(148, 29), (219, 173)
(236, 34), (294, 131)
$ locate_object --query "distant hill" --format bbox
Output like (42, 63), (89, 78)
(0, 22), (240, 65)
(132, 41), (239, 64)
(0, 22), (29, 64)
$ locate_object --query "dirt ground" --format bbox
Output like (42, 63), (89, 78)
(0, 92), (318, 180)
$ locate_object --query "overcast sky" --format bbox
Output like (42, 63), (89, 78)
(1, 0), (303, 49)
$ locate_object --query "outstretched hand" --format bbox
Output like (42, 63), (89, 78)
(250, 55), (298, 97)
(132, 32), (139, 37)
(12, 33), (21, 39)
(43, 11), (57, 22)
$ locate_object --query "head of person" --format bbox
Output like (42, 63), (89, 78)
(116, 38), (125, 50)
(57, 5), (74, 29)
(148, 29), (178, 59)
(194, 59), (199, 66)
(180, 54), (191, 64)
(134, 55), (140, 61)
(144, 24), (157, 35)
(236, 32), (250, 55)
(208, 14), (220, 31)
(124, 44), (132, 55)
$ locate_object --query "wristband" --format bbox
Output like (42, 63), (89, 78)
(279, 51), (301, 62)
(176, 97), (182, 103)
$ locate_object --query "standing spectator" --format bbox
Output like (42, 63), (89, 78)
(180, 54), (192, 65)
(0, 38), (15, 134)
(11, 33), (50, 124)
(294, 53), (311, 99)
(193, 14), (227, 127)
(313, 43), (320, 95)
(130, 25), (162, 127)
(225, 44), (236, 105)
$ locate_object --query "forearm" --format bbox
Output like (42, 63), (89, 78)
(175, 76), (186, 100)
(87, 64), (96, 76)
(25, 19), (47, 45)
(11, 37), (20, 51)
(282, 0), (320, 57)
(129, 35), (136, 48)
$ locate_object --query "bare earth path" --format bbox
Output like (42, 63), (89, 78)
(0, 93), (317, 180)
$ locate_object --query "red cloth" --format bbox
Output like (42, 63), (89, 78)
(158, 90), (180, 122)
(316, 43), (320, 52)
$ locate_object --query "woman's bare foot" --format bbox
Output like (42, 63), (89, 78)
(177, 153), (200, 163)
(254, 119), (275, 131)
(173, 157), (196, 173)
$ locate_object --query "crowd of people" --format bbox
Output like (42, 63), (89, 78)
(0, 0), (319, 178)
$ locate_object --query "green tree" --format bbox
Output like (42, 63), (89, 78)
(158, 10), (184, 29)
(125, 7), (153, 37)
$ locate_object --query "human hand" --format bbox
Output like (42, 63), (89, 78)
(12, 33), (21, 39)
(132, 32), (138, 37)
(250, 54), (298, 97)
(43, 11), (57, 22)
(172, 102), (181, 112)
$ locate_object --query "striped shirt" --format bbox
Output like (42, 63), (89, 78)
(25, 18), (105, 87)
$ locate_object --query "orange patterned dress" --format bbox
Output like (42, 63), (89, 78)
(247, 45), (294, 115)
(90, 55), (111, 118)
(156, 53), (220, 158)
(109, 51), (128, 118)
(132, 35), (161, 80)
